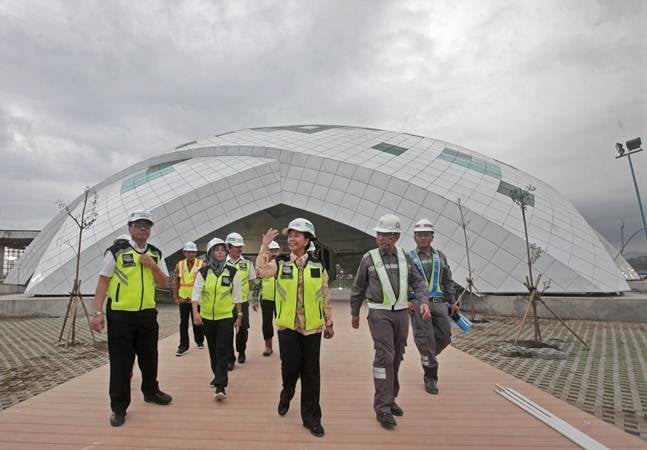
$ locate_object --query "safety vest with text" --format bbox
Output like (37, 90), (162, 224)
(107, 242), (163, 312)
(228, 257), (251, 303)
(275, 256), (325, 331)
(198, 265), (238, 321)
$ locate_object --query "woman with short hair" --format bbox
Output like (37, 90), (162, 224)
(256, 219), (334, 438)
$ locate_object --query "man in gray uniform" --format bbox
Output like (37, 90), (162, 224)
(408, 218), (458, 395)
(351, 214), (431, 429)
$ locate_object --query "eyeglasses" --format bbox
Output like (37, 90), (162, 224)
(130, 221), (153, 230)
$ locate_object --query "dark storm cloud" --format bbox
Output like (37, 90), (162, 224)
(0, 0), (645, 252)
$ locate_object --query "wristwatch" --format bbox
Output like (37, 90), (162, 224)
(237, 312), (243, 316)
(93, 311), (104, 317)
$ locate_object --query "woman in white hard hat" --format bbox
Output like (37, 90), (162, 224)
(252, 240), (281, 357)
(191, 237), (242, 401)
(257, 219), (334, 438)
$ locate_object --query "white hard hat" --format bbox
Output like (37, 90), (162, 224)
(283, 218), (316, 238)
(374, 214), (402, 233)
(307, 241), (316, 252)
(413, 218), (435, 233)
(128, 210), (153, 224)
(207, 237), (226, 254)
(268, 240), (280, 250)
(113, 234), (131, 244)
(183, 241), (198, 252)
(225, 232), (244, 247)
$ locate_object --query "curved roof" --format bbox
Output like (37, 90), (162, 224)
(8, 124), (630, 294)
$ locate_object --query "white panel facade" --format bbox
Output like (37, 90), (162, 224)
(9, 125), (631, 295)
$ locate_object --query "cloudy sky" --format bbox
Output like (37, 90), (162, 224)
(1, 0), (645, 253)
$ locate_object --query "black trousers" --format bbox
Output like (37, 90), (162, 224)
(229, 302), (249, 361)
(203, 317), (234, 390)
(178, 302), (204, 349)
(107, 307), (160, 413)
(278, 329), (322, 426)
(261, 300), (275, 340)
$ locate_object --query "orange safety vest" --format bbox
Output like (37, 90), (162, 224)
(178, 258), (204, 299)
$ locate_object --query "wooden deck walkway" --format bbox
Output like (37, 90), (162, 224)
(0, 303), (644, 449)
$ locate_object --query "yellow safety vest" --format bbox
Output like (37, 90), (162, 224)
(107, 243), (162, 312)
(229, 257), (251, 303)
(275, 258), (325, 331)
(178, 258), (204, 298)
(260, 277), (276, 301)
(199, 265), (237, 321)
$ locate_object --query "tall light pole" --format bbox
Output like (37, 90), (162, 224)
(615, 137), (647, 241)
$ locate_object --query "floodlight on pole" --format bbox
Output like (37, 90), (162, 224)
(615, 137), (647, 241)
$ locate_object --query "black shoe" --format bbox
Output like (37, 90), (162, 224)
(227, 361), (235, 371)
(144, 390), (172, 405)
(391, 402), (403, 416)
(262, 348), (273, 357)
(278, 399), (290, 416)
(424, 376), (439, 395)
(237, 353), (246, 364)
(278, 389), (291, 416)
(109, 411), (126, 427)
(303, 422), (325, 437)
(376, 412), (397, 429)
(210, 377), (216, 387)
(176, 347), (188, 356)
(197, 343), (204, 349)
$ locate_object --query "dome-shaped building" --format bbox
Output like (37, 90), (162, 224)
(8, 124), (634, 295)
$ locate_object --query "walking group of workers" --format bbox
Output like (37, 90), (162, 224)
(90, 210), (458, 437)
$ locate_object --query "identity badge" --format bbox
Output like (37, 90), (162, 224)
(122, 254), (135, 267)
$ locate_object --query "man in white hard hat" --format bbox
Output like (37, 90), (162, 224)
(172, 241), (205, 356)
(252, 240), (281, 357)
(408, 219), (457, 395)
(225, 232), (256, 368)
(91, 211), (172, 427)
(351, 213), (431, 429)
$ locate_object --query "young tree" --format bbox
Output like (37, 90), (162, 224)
(57, 187), (98, 346)
(455, 198), (483, 321)
(511, 185), (587, 348)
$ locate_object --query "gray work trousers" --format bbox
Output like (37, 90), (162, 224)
(367, 308), (409, 414)
(411, 301), (452, 377)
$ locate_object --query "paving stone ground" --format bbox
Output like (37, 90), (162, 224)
(1, 304), (646, 442)
(451, 314), (647, 441)
(0, 304), (180, 410)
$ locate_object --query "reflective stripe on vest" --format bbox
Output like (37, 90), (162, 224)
(367, 247), (408, 310)
(275, 260), (324, 331)
(178, 258), (204, 298)
(409, 249), (443, 298)
(199, 266), (235, 321)
(230, 258), (251, 302)
(260, 277), (276, 301)
(107, 247), (160, 311)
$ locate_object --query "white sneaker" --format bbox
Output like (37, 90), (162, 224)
(214, 388), (227, 401)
